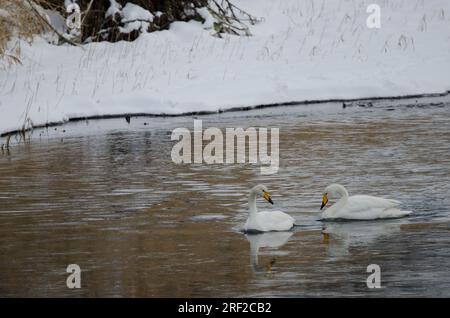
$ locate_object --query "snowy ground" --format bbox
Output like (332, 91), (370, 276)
(1, 0), (450, 135)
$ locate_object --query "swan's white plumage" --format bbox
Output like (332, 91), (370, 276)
(245, 210), (295, 232)
(244, 184), (295, 232)
(321, 184), (412, 220)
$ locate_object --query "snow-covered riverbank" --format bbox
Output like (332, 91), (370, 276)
(1, 0), (450, 135)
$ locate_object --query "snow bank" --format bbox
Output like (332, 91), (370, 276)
(105, 0), (122, 19)
(120, 3), (154, 34)
(1, 0), (450, 134)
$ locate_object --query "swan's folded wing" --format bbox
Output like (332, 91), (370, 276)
(257, 211), (295, 231)
(326, 195), (410, 220)
(345, 195), (402, 214)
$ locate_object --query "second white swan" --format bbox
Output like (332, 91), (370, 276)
(244, 184), (295, 232)
(320, 184), (412, 220)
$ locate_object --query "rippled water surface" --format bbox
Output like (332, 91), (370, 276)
(1, 96), (450, 297)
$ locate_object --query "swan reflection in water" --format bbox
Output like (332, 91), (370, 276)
(321, 220), (403, 258)
(245, 231), (294, 276)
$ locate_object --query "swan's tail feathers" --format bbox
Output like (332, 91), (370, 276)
(385, 208), (412, 218)
(386, 199), (402, 206)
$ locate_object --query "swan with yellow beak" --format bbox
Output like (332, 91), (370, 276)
(244, 184), (295, 232)
(320, 184), (412, 220)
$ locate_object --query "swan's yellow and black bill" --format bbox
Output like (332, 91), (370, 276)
(263, 191), (274, 205)
(320, 194), (328, 210)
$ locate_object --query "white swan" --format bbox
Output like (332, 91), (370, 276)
(244, 184), (295, 232)
(320, 184), (412, 220)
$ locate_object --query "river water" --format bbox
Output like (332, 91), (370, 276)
(0, 96), (449, 297)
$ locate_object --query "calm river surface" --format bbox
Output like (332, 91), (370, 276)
(1, 96), (450, 297)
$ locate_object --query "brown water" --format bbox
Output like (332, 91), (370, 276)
(1, 96), (450, 297)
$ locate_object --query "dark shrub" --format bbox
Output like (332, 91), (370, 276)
(37, 0), (208, 42)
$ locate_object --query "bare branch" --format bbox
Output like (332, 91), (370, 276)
(24, 0), (83, 48)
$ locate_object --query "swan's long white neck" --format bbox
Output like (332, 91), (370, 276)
(335, 185), (349, 199)
(248, 191), (258, 217)
(325, 185), (349, 216)
(333, 193), (348, 210)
